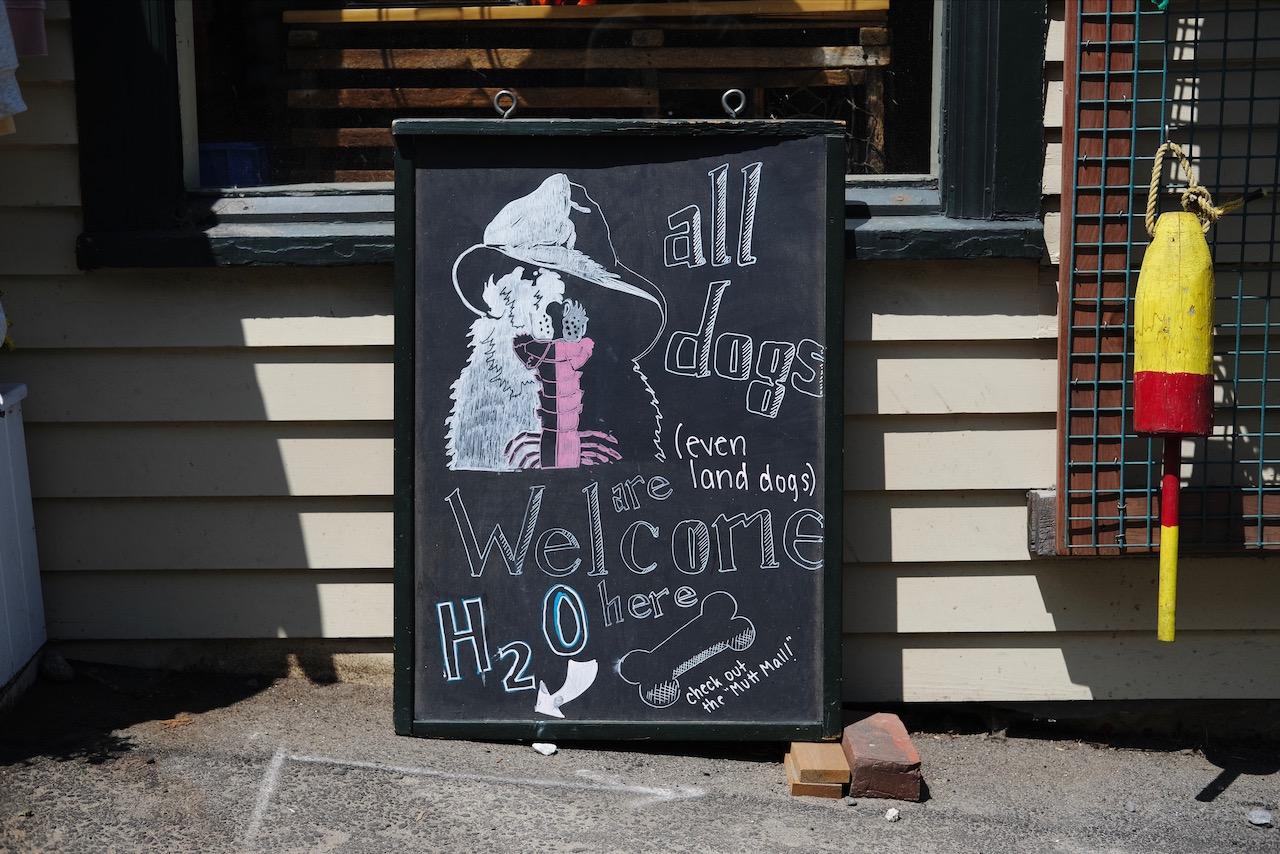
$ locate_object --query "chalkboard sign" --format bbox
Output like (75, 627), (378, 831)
(393, 119), (843, 741)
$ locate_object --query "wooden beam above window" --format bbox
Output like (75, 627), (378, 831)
(288, 45), (889, 71)
(283, 0), (890, 26)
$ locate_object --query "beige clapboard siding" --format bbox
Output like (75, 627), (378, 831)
(845, 631), (1280, 701)
(0, 208), (80, 275)
(1045, 76), (1063, 131)
(42, 560), (1280, 645)
(0, 148), (80, 207)
(1044, 137), (1062, 196)
(0, 83), (77, 147)
(1044, 0), (1064, 255)
(2, 261), (1050, 350)
(1046, 1), (1064, 64)
(1043, 207), (1062, 266)
(0, 268), (392, 348)
(1043, 211), (1060, 266)
(23, 415), (1049, 498)
(43, 578), (1280, 700)
(846, 260), (1057, 342)
(843, 558), (1280, 634)
(35, 497), (393, 571)
(36, 491), (1028, 571)
(13, 20), (74, 83)
(845, 340), (1058, 416)
(0, 347), (394, 422)
(42, 570), (393, 639)
(38, 556), (1280, 641)
(24, 422), (393, 498)
(0, 341), (1055, 422)
(844, 413), (1055, 491)
(844, 491), (1030, 563)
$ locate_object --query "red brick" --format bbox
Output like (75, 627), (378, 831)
(841, 712), (924, 801)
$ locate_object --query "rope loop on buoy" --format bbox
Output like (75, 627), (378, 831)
(1146, 141), (1226, 236)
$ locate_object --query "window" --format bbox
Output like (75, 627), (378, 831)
(69, 0), (1045, 267)
(186, 0), (933, 186)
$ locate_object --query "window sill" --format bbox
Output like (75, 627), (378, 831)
(847, 213), (1046, 261)
(76, 185), (1046, 269)
(845, 185), (1045, 261)
(77, 223), (397, 269)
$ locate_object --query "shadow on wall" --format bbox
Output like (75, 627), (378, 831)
(0, 258), (395, 766)
(838, 240), (1280, 783)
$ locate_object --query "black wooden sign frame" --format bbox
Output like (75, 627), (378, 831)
(393, 119), (844, 741)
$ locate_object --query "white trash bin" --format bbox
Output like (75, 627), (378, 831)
(0, 383), (45, 691)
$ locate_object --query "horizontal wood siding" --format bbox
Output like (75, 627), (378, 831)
(0, 82), (77, 147)
(4, 3), (1279, 701)
(844, 414), (1055, 490)
(25, 423), (393, 498)
(0, 270), (392, 349)
(0, 147), (80, 206)
(43, 570), (392, 639)
(846, 260), (1057, 342)
(844, 559), (1280, 633)
(1042, 1), (1064, 262)
(846, 631), (1280, 701)
(35, 498), (392, 571)
(0, 348), (394, 422)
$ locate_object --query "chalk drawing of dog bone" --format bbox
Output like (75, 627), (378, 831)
(616, 591), (755, 709)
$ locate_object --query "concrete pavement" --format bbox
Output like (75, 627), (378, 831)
(1, 663), (1277, 853)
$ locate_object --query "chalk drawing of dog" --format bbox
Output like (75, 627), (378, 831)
(445, 266), (559, 472)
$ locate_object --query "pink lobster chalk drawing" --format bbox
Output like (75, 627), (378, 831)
(506, 300), (622, 469)
(446, 174), (667, 472)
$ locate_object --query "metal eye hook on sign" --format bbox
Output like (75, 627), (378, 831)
(721, 89), (746, 119)
(493, 90), (518, 119)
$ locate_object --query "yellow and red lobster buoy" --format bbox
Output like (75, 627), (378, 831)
(1133, 142), (1219, 643)
(1133, 211), (1215, 439)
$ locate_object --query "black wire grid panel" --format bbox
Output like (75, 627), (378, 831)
(1064, 0), (1280, 552)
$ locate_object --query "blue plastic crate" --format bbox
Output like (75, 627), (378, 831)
(199, 142), (267, 188)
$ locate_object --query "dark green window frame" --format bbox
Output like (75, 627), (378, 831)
(70, 0), (1046, 268)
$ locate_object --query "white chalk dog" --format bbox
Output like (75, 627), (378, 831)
(444, 174), (666, 472)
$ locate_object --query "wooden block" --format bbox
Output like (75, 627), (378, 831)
(789, 741), (851, 783)
(784, 753), (845, 798)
